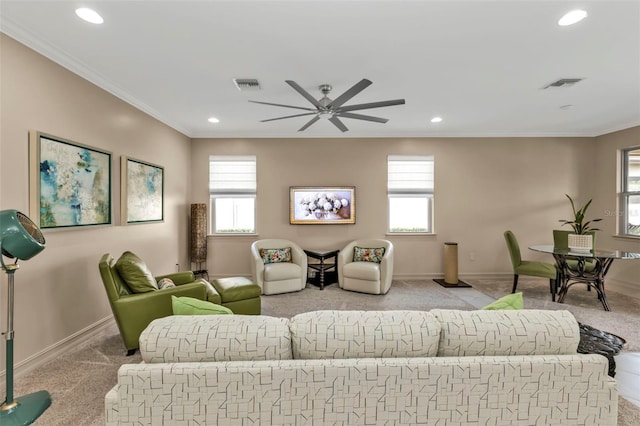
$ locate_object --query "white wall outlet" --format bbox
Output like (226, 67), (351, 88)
(468, 252), (476, 261)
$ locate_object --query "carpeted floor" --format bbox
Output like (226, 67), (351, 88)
(12, 277), (640, 425)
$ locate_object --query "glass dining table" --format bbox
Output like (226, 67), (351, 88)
(529, 245), (640, 311)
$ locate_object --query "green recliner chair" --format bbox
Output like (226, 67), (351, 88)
(504, 230), (558, 302)
(99, 253), (210, 355)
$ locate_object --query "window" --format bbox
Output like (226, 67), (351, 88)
(387, 155), (434, 233)
(209, 155), (256, 234)
(621, 147), (640, 236)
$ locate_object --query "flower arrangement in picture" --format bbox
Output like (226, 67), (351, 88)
(299, 192), (349, 218)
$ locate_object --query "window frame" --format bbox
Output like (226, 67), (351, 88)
(620, 146), (640, 237)
(387, 155), (435, 234)
(209, 155), (257, 235)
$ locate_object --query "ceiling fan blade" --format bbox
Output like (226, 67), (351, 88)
(327, 79), (372, 108)
(338, 99), (405, 112)
(329, 116), (349, 132)
(249, 100), (316, 112)
(285, 80), (323, 108)
(337, 112), (388, 123)
(261, 112), (317, 122)
(298, 115), (320, 131)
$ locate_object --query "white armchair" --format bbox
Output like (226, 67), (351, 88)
(338, 239), (394, 295)
(251, 239), (307, 295)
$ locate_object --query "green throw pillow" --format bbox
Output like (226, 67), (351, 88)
(171, 296), (233, 315)
(115, 251), (158, 293)
(482, 292), (524, 310)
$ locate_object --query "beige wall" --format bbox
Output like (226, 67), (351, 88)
(0, 35), (192, 369)
(190, 137), (600, 279)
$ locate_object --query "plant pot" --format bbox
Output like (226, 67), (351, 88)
(568, 233), (593, 252)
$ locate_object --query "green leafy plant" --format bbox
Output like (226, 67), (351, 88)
(559, 194), (602, 234)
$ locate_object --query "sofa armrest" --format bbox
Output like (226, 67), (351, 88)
(251, 245), (266, 290)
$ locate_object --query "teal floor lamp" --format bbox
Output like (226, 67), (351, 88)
(0, 210), (50, 425)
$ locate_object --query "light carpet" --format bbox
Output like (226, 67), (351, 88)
(11, 277), (639, 425)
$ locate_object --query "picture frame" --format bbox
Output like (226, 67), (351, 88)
(29, 131), (112, 229)
(290, 186), (355, 224)
(121, 157), (164, 224)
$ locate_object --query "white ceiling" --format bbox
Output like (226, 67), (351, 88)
(1, 0), (639, 138)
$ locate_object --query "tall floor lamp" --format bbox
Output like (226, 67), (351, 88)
(0, 210), (50, 425)
(190, 204), (208, 279)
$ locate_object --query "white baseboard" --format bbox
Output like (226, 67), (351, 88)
(0, 316), (115, 390)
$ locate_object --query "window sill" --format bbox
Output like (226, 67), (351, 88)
(208, 233), (258, 238)
(385, 232), (437, 237)
(612, 234), (640, 241)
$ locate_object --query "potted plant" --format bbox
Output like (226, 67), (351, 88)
(559, 194), (602, 251)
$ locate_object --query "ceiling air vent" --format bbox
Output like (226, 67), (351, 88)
(233, 78), (261, 91)
(542, 78), (584, 89)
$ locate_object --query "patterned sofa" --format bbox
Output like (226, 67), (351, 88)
(105, 310), (617, 425)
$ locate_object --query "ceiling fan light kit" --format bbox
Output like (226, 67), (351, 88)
(250, 79), (405, 132)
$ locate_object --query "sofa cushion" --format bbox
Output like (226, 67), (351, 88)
(431, 309), (580, 356)
(290, 310), (440, 359)
(114, 251), (158, 293)
(140, 315), (292, 363)
(171, 295), (233, 315)
(353, 246), (385, 263)
(342, 261), (380, 281)
(264, 262), (301, 281)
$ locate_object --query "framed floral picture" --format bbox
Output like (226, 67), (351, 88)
(121, 157), (164, 224)
(29, 131), (112, 229)
(290, 186), (355, 224)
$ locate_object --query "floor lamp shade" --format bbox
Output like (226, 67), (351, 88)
(0, 210), (45, 260)
(190, 204), (207, 263)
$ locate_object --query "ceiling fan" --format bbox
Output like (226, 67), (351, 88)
(250, 79), (405, 132)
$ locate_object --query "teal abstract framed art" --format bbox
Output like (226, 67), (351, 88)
(29, 131), (112, 229)
(121, 157), (164, 224)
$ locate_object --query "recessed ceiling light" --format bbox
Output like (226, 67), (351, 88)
(558, 10), (587, 26)
(430, 117), (443, 123)
(75, 8), (104, 24)
(208, 117), (220, 123)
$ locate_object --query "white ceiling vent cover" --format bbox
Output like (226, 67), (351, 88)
(542, 78), (584, 89)
(233, 78), (261, 91)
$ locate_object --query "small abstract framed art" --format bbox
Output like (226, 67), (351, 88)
(29, 131), (112, 229)
(290, 186), (355, 225)
(121, 157), (164, 224)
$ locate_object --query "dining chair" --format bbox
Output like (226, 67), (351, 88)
(504, 230), (558, 301)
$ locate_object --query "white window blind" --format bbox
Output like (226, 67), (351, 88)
(209, 155), (256, 234)
(209, 155), (256, 194)
(388, 155), (434, 193)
